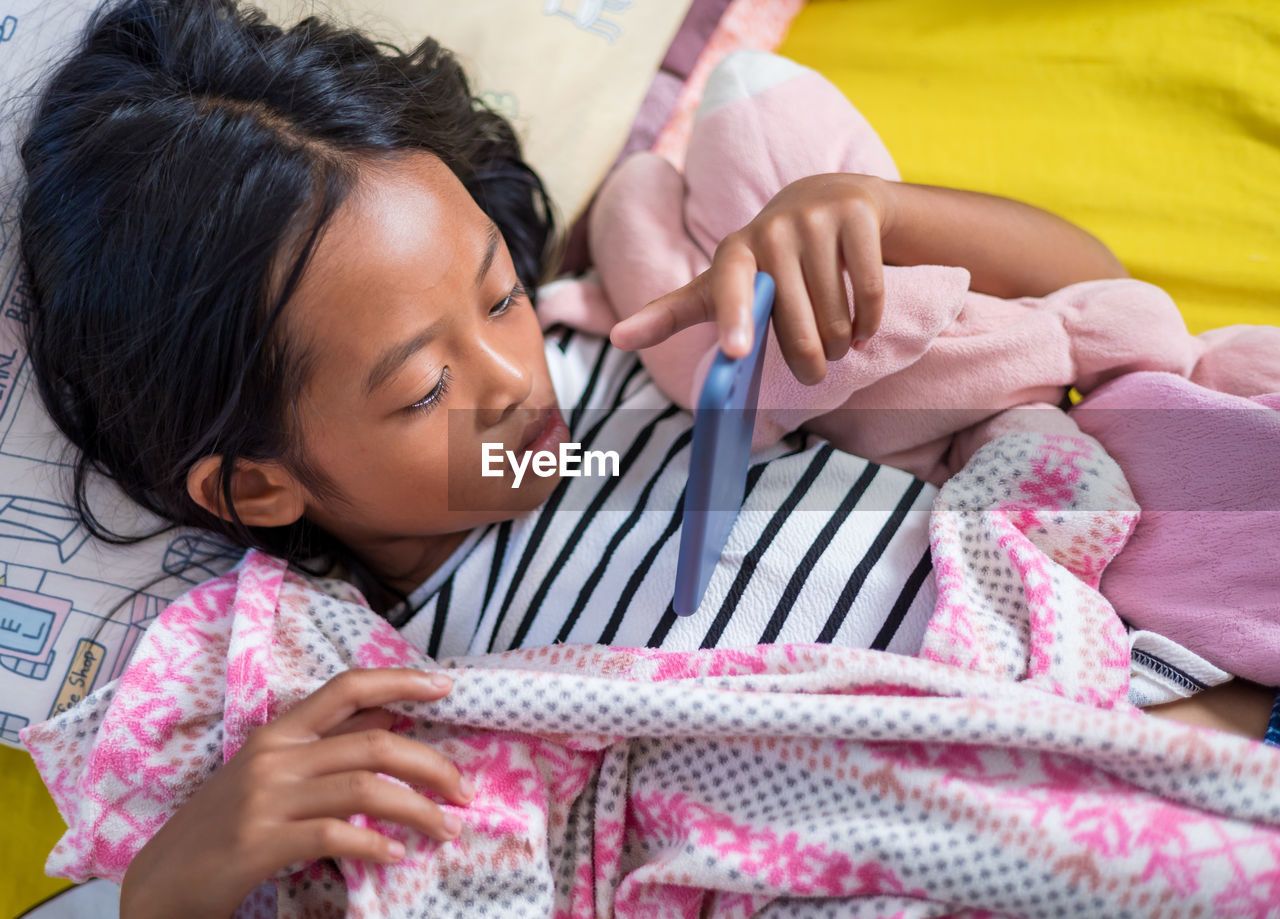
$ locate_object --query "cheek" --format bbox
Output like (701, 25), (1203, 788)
(368, 438), (459, 522)
(514, 308), (551, 379)
(306, 413), (451, 504)
(398, 417), (455, 489)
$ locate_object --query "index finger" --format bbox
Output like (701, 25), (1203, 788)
(275, 668), (453, 740)
(708, 237), (760, 359)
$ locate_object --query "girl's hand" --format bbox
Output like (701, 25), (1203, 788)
(119, 668), (472, 919)
(609, 173), (893, 386)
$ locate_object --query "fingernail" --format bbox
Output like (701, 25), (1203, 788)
(853, 335), (868, 351)
(459, 775), (476, 802)
(427, 672), (452, 692)
(387, 841), (406, 860)
(442, 813), (463, 838)
(728, 328), (750, 354)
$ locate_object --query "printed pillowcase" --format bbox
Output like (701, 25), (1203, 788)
(0, 0), (213, 750)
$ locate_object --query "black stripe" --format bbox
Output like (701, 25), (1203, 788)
(816, 478), (927, 644)
(555, 325), (575, 353)
(509, 404), (683, 649)
(600, 489), (686, 645)
(699, 445), (837, 649)
(427, 577), (451, 659)
(1130, 648), (1210, 692)
(482, 521), (511, 614)
(486, 500), (563, 652)
(758, 462), (879, 644)
(385, 599), (413, 630)
(557, 427), (695, 643)
(870, 546), (933, 651)
(572, 354), (645, 455)
(587, 337), (644, 411)
(645, 446), (793, 648)
(568, 334), (613, 434)
(648, 600), (680, 647)
(609, 354), (648, 407)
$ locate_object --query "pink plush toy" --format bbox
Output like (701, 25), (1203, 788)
(1073, 373), (1280, 685)
(537, 51), (1280, 485)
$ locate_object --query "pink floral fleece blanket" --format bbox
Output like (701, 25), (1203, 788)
(21, 433), (1280, 919)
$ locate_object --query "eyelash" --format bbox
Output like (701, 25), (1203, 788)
(406, 283), (526, 415)
(407, 367), (450, 415)
(491, 282), (526, 317)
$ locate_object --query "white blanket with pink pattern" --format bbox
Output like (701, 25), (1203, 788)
(21, 433), (1280, 918)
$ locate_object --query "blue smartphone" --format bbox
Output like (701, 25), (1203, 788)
(673, 272), (775, 617)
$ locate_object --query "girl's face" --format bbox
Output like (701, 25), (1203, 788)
(283, 152), (564, 584)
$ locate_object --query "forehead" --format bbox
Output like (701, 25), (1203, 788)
(285, 153), (490, 362)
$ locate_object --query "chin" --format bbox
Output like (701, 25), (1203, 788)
(463, 472), (562, 519)
(510, 473), (562, 510)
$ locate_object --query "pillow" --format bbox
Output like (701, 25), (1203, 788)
(257, 0), (697, 228)
(0, 0), (805, 751)
(0, 0), (207, 750)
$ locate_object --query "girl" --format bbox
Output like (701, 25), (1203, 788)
(17, 0), (1273, 915)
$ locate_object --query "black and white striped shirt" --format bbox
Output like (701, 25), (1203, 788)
(396, 326), (937, 658)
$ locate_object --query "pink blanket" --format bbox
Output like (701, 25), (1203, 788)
(21, 433), (1280, 918)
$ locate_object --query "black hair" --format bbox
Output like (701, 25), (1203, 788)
(18, 0), (556, 608)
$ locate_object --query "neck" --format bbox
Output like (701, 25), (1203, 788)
(350, 529), (473, 605)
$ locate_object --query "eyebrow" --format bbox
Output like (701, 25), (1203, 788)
(475, 221), (501, 288)
(363, 221), (503, 397)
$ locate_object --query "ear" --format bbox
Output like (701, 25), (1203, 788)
(186, 455), (307, 528)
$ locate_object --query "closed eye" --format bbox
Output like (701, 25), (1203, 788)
(407, 367), (450, 415)
(490, 282), (527, 317)
(406, 284), (523, 415)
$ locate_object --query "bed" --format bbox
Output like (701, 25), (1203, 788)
(1, 0), (1277, 914)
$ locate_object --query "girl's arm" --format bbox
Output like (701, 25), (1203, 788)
(1145, 679), (1277, 740)
(611, 173), (1128, 386)
(120, 669), (472, 919)
(878, 178), (1128, 299)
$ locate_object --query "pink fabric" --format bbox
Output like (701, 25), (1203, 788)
(539, 53), (1280, 485)
(559, 0), (801, 275)
(650, 0), (808, 166)
(20, 432), (1280, 917)
(1073, 372), (1280, 685)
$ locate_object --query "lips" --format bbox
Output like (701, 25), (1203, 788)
(517, 406), (558, 453)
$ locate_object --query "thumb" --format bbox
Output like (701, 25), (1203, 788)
(609, 271), (715, 352)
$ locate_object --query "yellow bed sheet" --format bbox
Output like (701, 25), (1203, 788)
(779, 0), (1280, 333)
(4, 0), (1278, 914)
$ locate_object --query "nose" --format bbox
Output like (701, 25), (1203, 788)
(472, 326), (533, 428)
